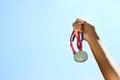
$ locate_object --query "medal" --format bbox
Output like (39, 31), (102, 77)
(70, 31), (88, 63)
(74, 51), (88, 62)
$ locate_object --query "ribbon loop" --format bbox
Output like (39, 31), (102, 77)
(70, 30), (83, 55)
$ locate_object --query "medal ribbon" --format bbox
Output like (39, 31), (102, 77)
(70, 30), (83, 55)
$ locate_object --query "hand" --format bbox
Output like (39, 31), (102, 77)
(73, 18), (99, 41)
(73, 18), (120, 80)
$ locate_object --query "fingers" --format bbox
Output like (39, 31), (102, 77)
(80, 26), (85, 33)
(73, 18), (85, 31)
(73, 26), (84, 33)
(76, 18), (86, 24)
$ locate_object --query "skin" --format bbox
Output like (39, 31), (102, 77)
(73, 18), (120, 80)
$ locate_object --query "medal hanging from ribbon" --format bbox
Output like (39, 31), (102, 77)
(70, 30), (88, 63)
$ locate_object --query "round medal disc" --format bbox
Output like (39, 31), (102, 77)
(74, 51), (88, 63)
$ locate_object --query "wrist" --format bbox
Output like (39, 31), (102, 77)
(86, 32), (100, 43)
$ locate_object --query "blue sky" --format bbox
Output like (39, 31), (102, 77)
(0, 0), (120, 80)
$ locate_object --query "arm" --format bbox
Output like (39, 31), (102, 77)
(74, 19), (120, 80)
(87, 30), (120, 80)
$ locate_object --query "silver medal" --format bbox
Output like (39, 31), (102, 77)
(74, 51), (88, 63)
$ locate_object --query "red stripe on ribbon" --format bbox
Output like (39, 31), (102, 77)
(70, 31), (83, 55)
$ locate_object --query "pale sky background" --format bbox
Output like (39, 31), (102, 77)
(0, 0), (120, 80)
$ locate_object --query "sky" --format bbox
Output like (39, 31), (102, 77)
(0, 0), (120, 80)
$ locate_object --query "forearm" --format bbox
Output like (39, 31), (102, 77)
(87, 33), (120, 80)
(73, 18), (120, 79)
